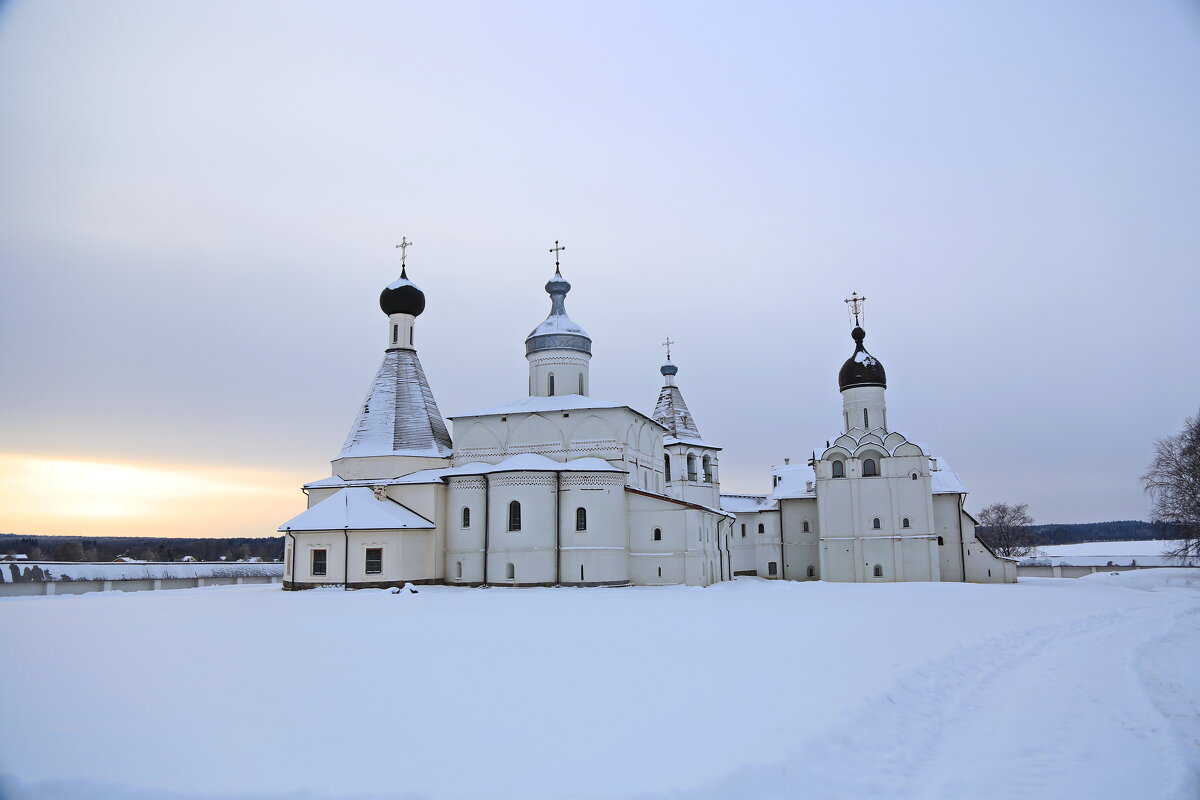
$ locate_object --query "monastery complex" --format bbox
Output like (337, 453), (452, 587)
(280, 244), (1016, 588)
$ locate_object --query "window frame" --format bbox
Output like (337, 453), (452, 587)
(364, 547), (383, 575)
(575, 507), (587, 532)
(507, 500), (522, 531)
(311, 548), (327, 577)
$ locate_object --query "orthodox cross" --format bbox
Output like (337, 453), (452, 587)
(549, 240), (566, 270)
(844, 291), (866, 326)
(395, 237), (413, 268)
(662, 336), (675, 361)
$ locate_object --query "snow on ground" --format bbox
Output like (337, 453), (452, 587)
(1025, 540), (1192, 567)
(1, 573), (1198, 800)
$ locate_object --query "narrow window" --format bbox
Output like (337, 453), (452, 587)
(580, 565), (585, 581)
(392, 324), (398, 344)
(938, 536), (944, 546)
(578, 374), (584, 394)
(506, 562), (515, 581)
(832, 460), (845, 478)
(757, 523), (765, 534)
(365, 547), (383, 574)
(802, 520), (810, 533)
(653, 528), (662, 541)
(988, 569), (992, 577)
(548, 374), (555, 396)
(687, 454), (697, 481)
(664, 454), (671, 480)
(508, 501), (521, 531)
(311, 549), (327, 576)
(657, 567), (662, 577)
(872, 517), (881, 529)
(864, 408), (869, 428)
(863, 458), (878, 477)
(702, 455), (713, 483)
(806, 565), (815, 577)
(455, 561), (463, 579)
(576, 507), (587, 531)
(873, 564), (883, 578)
(767, 561), (778, 576)
(740, 523), (746, 537)
(409, 327), (414, 345)
(902, 517), (910, 529)
(461, 507), (470, 528)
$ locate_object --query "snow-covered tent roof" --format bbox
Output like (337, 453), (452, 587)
(279, 487), (434, 532)
(720, 494), (779, 513)
(339, 349), (453, 459)
(652, 364), (708, 445)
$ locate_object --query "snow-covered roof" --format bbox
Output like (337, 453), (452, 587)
(663, 436), (718, 449)
(528, 312), (589, 340)
(930, 460), (967, 494)
(770, 463), (817, 499)
(653, 381), (704, 443)
(339, 349), (453, 460)
(720, 494), (779, 513)
(451, 394), (640, 419)
(279, 487), (435, 532)
(305, 455), (626, 491)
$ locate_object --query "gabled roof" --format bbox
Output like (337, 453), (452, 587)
(279, 487), (434, 532)
(339, 349), (452, 459)
(720, 494), (779, 513)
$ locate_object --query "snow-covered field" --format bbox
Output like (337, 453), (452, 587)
(1027, 539), (1191, 567)
(1, 574), (1198, 800)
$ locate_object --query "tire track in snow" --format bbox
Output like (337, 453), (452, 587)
(632, 594), (1197, 800)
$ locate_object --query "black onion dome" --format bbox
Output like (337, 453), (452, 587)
(838, 327), (887, 391)
(379, 268), (426, 317)
(660, 362), (678, 377)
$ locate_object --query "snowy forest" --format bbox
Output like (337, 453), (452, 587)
(0, 533), (283, 562)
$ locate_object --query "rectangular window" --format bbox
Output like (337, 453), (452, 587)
(311, 549), (327, 576)
(741, 523), (746, 537)
(767, 561), (778, 576)
(365, 547), (383, 575)
(392, 324), (398, 343)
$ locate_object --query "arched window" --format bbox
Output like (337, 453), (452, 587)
(807, 565), (815, 578)
(653, 528), (662, 541)
(938, 536), (944, 546)
(664, 454), (671, 481)
(578, 374), (584, 394)
(455, 561), (462, 579)
(505, 562), (515, 580)
(912, 472), (919, 480)
(461, 507), (470, 528)
(832, 460), (845, 478)
(548, 374), (555, 396)
(872, 517), (881, 529)
(802, 520), (810, 533)
(507, 501), (521, 531)
(873, 564), (883, 577)
(863, 458), (878, 477)
(864, 408), (869, 428)
(902, 517), (910, 528)
(757, 523), (765, 534)
(702, 455), (713, 483)
(576, 507), (587, 531)
(687, 454), (697, 481)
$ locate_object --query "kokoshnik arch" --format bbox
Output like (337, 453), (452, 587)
(279, 243), (1016, 588)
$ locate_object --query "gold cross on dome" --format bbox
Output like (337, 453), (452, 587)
(549, 240), (566, 270)
(844, 291), (867, 326)
(662, 337), (675, 361)
(395, 237), (413, 267)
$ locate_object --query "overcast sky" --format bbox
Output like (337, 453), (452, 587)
(2, 0), (1199, 538)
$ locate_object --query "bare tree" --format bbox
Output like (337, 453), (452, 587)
(1141, 411), (1200, 562)
(977, 502), (1036, 558)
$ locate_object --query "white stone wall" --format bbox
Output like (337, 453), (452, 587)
(527, 349), (590, 398)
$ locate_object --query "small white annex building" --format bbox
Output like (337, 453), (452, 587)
(281, 251), (1014, 588)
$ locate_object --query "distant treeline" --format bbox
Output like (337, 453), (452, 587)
(0, 533), (284, 563)
(978, 520), (1179, 546)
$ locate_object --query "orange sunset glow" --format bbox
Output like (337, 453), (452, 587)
(0, 454), (309, 539)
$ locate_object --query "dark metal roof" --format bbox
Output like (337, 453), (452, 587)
(838, 327), (887, 391)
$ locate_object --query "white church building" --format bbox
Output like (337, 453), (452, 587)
(280, 250), (1015, 588)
